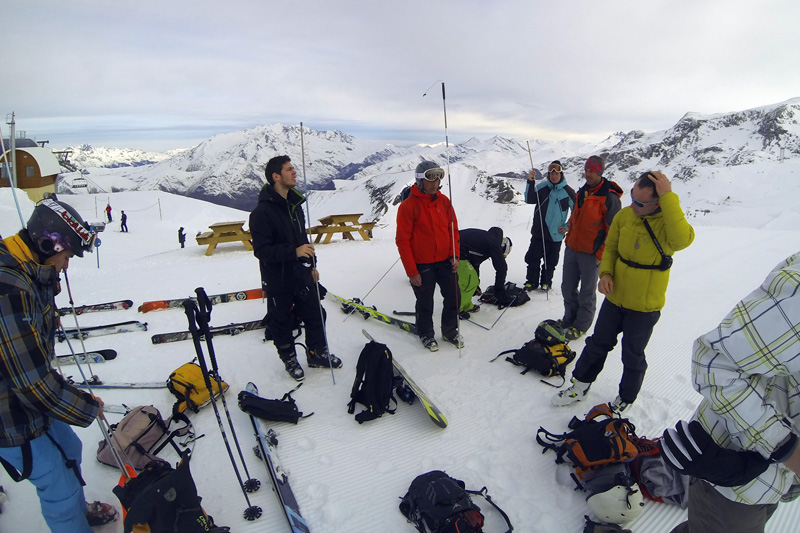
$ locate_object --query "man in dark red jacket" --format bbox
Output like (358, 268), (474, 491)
(396, 161), (462, 351)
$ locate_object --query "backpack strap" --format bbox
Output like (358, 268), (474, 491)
(152, 411), (195, 456)
(465, 486), (514, 533)
(0, 441), (33, 482)
(490, 349), (517, 363)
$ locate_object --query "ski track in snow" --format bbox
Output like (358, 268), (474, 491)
(1, 188), (800, 532)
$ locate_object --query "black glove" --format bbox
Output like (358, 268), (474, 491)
(660, 420), (772, 487)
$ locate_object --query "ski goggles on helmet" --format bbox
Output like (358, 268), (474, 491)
(548, 164), (562, 173)
(630, 190), (658, 208)
(416, 168), (445, 181)
(41, 199), (97, 252)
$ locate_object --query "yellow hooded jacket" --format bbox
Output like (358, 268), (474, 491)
(599, 191), (694, 312)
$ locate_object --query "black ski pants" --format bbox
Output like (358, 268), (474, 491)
(572, 298), (660, 403)
(412, 260), (460, 340)
(267, 285), (325, 359)
(524, 236), (562, 287)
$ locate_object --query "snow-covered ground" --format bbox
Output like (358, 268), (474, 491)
(1, 183), (799, 532)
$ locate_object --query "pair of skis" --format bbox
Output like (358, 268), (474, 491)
(151, 319), (264, 344)
(138, 288), (262, 313)
(56, 320), (148, 342)
(58, 299), (133, 315)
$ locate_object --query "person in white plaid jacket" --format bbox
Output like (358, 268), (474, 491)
(667, 252), (800, 532)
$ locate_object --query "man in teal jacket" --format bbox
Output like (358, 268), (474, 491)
(554, 171), (695, 410)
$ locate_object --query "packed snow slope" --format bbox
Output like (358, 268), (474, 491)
(1, 181), (799, 532)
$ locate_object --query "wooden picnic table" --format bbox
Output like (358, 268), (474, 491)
(195, 221), (253, 256)
(306, 213), (375, 244)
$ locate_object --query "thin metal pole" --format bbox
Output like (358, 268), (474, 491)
(526, 142), (549, 300)
(62, 272), (97, 380)
(300, 122), (336, 385)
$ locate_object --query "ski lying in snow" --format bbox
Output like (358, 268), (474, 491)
(59, 299), (133, 315)
(245, 382), (311, 533)
(56, 321), (148, 342)
(138, 288), (262, 313)
(362, 329), (447, 428)
(72, 379), (166, 389)
(56, 349), (117, 365)
(327, 292), (418, 335)
(151, 319), (264, 344)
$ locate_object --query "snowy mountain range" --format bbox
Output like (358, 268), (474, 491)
(57, 98), (800, 216)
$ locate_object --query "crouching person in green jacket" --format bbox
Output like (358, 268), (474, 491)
(554, 171), (695, 411)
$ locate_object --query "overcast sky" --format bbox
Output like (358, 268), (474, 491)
(3, 1), (799, 152)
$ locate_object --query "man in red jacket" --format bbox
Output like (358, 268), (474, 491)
(396, 161), (462, 351)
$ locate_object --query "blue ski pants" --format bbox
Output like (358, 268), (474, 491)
(0, 420), (91, 533)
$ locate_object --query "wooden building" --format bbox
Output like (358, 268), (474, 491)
(0, 139), (61, 202)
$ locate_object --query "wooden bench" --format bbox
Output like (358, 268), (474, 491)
(306, 213), (374, 244)
(196, 221), (253, 256)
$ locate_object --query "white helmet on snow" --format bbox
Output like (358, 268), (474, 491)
(586, 484), (644, 525)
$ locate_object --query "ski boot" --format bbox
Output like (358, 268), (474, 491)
(86, 501), (118, 526)
(307, 346), (342, 369)
(278, 344), (305, 381)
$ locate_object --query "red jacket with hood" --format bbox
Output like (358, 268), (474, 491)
(396, 184), (459, 278)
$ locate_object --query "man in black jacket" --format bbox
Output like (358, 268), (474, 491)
(458, 227), (512, 316)
(249, 155), (341, 381)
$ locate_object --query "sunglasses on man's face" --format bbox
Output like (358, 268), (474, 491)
(630, 190), (658, 208)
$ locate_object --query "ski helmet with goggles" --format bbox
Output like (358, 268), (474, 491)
(26, 198), (96, 259)
(586, 484), (644, 525)
(501, 236), (513, 258)
(414, 161), (444, 192)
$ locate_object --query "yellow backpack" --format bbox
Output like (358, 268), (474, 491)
(167, 362), (228, 414)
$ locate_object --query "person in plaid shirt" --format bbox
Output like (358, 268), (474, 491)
(0, 198), (117, 531)
(663, 252), (800, 533)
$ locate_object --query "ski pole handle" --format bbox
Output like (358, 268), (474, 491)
(182, 299), (200, 334)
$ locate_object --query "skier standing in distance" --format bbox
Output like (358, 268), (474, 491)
(558, 155), (622, 341)
(105, 203), (112, 223)
(120, 210), (128, 233)
(178, 227), (186, 248)
(523, 160), (576, 292)
(554, 171), (694, 411)
(249, 155), (341, 381)
(0, 198), (118, 531)
(396, 160), (462, 351)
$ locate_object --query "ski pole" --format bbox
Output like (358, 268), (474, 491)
(299, 122), (336, 385)
(193, 287), (261, 492)
(526, 141), (549, 301)
(424, 81), (462, 357)
(182, 300), (262, 521)
(57, 324), (132, 481)
(61, 271), (98, 381)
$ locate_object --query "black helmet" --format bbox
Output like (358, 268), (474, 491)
(414, 160), (444, 191)
(26, 199), (96, 259)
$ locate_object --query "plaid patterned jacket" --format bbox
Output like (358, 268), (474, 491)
(0, 235), (98, 447)
(693, 252), (800, 505)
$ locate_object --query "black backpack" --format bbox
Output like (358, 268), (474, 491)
(478, 282), (530, 308)
(399, 470), (513, 533)
(347, 340), (397, 423)
(113, 450), (229, 533)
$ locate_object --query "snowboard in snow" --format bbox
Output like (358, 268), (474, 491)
(57, 321), (148, 342)
(56, 349), (117, 365)
(151, 319), (264, 344)
(362, 329), (447, 428)
(245, 382), (310, 533)
(327, 292), (418, 335)
(138, 288), (262, 313)
(59, 299), (133, 315)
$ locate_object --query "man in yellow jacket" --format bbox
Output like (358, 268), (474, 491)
(554, 171), (694, 411)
